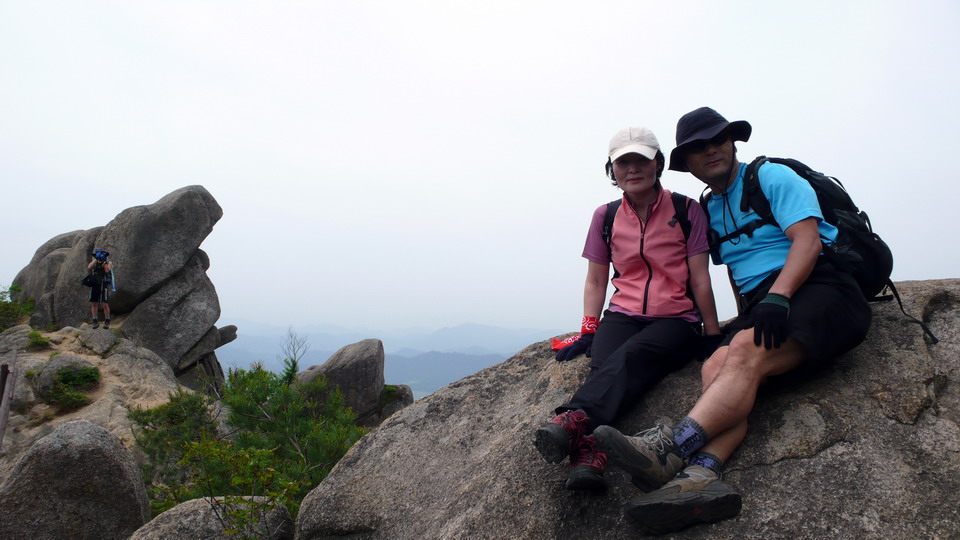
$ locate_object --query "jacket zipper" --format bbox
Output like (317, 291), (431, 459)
(631, 204), (654, 315)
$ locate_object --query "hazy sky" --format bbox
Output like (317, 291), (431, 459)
(2, 1), (957, 333)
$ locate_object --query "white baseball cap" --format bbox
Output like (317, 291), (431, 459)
(608, 126), (661, 162)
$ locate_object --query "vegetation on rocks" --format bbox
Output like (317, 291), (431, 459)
(129, 333), (366, 536)
(46, 365), (101, 411)
(0, 285), (32, 332)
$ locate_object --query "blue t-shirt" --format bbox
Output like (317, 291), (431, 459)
(705, 161), (838, 293)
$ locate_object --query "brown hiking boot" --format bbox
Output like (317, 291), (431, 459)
(624, 464), (741, 534)
(565, 434), (607, 491)
(594, 424), (684, 492)
(534, 409), (589, 464)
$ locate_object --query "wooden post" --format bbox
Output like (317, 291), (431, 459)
(0, 349), (18, 449)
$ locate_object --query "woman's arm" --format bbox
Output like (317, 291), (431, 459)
(87, 258), (95, 270)
(583, 261), (609, 320)
(688, 251), (721, 335)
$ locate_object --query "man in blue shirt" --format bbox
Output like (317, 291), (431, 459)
(593, 107), (872, 534)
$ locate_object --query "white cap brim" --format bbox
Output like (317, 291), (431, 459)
(609, 144), (658, 162)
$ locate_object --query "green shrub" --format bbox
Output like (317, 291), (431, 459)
(56, 365), (101, 390)
(0, 285), (33, 331)
(48, 388), (91, 410)
(129, 388), (220, 515)
(44, 365), (101, 411)
(27, 329), (49, 349)
(129, 366), (366, 521)
(48, 351), (61, 360)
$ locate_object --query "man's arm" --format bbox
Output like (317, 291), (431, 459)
(768, 217), (822, 298)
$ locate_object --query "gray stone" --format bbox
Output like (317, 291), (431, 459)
(122, 252), (221, 369)
(378, 383), (415, 421)
(97, 185), (222, 311)
(177, 325), (221, 371)
(76, 324), (120, 355)
(0, 420), (150, 540)
(297, 339), (385, 425)
(177, 351), (225, 393)
(0, 324), (31, 354)
(295, 279), (960, 540)
(218, 324), (238, 346)
(130, 496), (293, 540)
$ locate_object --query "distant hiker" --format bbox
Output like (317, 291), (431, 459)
(592, 107), (872, 534)
(534, 126), (722, 492)
(87, 248), (113, 329)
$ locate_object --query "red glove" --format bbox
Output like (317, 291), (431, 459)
(550, 316), (599, 350)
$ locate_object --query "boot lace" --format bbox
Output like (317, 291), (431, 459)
(635, 425), (675, 453)
(572, 435), (607, 469)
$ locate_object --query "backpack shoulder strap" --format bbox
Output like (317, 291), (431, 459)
(670, 191), (692, 241)
(741, 156), (776, 226)
(602, 199), (622, 259)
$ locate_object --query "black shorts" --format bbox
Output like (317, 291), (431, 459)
(90, 283), (110, 303)
(721, 262), (871, 371)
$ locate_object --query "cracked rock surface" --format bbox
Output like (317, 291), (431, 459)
(296, 279), (960, 539)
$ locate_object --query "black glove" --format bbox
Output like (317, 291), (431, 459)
(697, 334), (725, 361)
(752, 293), (790, 349)
(556, 333), (594, 362)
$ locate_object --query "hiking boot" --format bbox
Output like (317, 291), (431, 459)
(91, 319), (99, 329)
(623, 464), (741, 534)
(593, 424), (684, 492)
(103, 319), (110, 329)
(565, 434), (607, 491)
(534, 409), (589, 464)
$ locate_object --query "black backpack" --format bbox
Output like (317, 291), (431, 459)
(702, 156), (937, 343)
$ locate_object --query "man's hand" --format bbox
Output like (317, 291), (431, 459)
(752, 293), (790, 349)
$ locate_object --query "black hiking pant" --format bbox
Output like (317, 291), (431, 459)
(557, 311), (699, 432)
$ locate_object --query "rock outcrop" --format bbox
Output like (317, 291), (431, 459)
(295, 279), (960, 539)
(10, 185), (235, 389)
(297, 339), (414, 426)
(129, 496), (293, 540)
(0, 420), (150, 540)
(0, 324), (180, 480)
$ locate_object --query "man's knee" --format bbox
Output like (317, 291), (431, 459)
(725, 329), (804, 378)
(721, 330), (768, 374)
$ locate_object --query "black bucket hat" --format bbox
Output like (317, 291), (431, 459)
(668, 107), (752, 172)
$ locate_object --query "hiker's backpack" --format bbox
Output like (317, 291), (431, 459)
(92, 258), (117, 291)
(702, 156), (937, 343)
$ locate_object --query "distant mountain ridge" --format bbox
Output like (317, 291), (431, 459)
(215, 320), (560, 398)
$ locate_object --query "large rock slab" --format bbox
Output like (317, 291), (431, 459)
(130, 496), (293, 540)
(94, 185), (222, 311)
(0, 420), (150, 540)
(296, 279), (960, 539)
